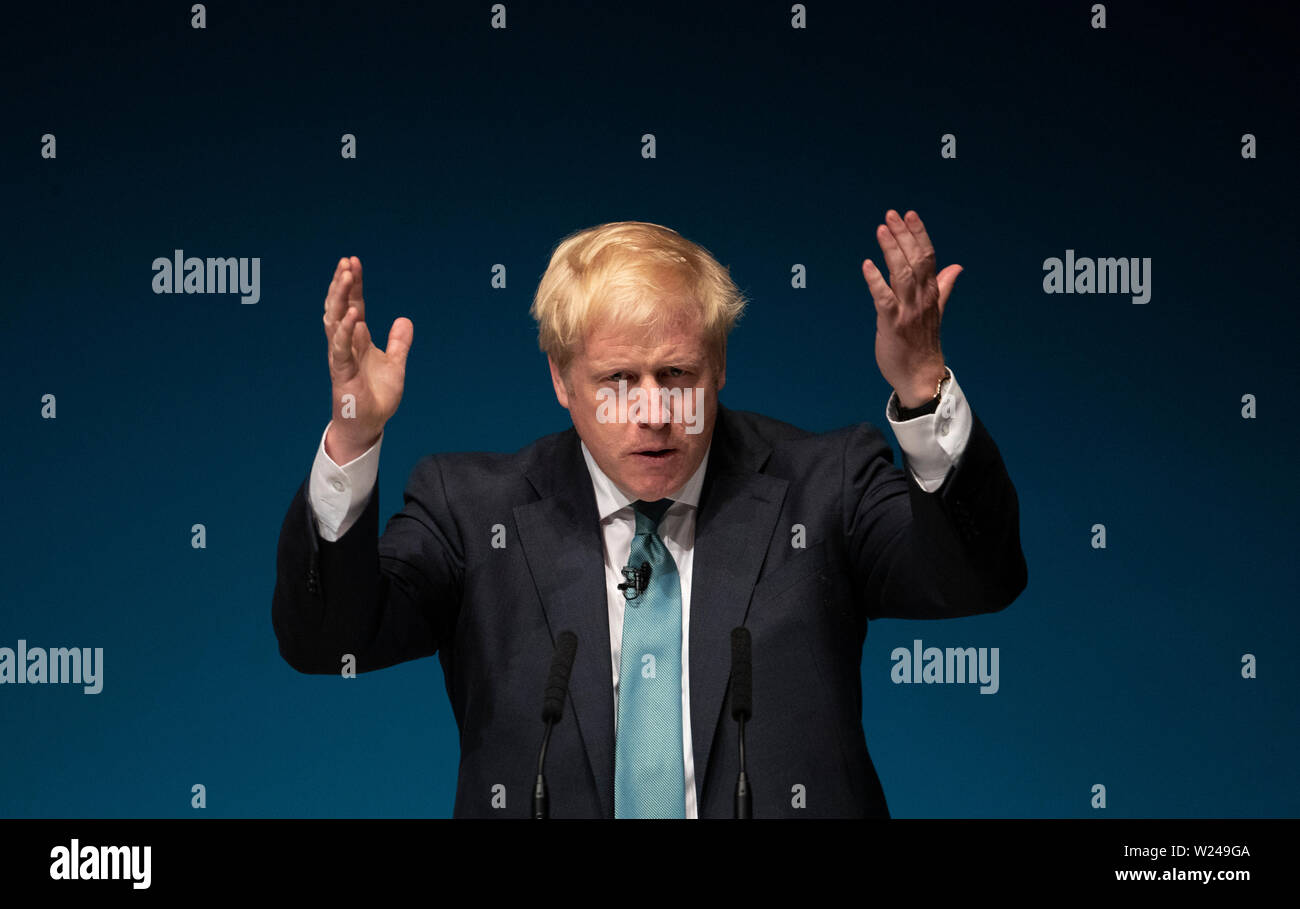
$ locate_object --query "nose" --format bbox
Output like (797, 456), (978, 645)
(632, 378), (671, 429)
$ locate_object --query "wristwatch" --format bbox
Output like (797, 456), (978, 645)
(894, 366), (951, 420)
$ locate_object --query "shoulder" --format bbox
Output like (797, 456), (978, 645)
(716, 404), (890, 467)
(397, 426), (596, 519)
(406, 427), (570, 486)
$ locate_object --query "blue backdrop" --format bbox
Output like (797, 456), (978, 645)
(3, 0), (1296, 817)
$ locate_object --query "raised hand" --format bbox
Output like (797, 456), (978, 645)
(322, 256), (414, 463)
(861, 210), (962, 408)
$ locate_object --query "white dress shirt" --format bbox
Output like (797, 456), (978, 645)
(307, 369), (974, 817)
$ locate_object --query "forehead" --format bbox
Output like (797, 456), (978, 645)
(581, 314), (708, 364)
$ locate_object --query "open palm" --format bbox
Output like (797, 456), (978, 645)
(322, 256), (413, 450)
(860, 209), (960, 405)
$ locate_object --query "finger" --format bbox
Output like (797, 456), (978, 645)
(327, 256), (348, 306)
(331, 305), (359, 370)
(885, 209), (925, 275)
(901, 210), (937, 283)
(386, 317), (414, 369)
(876, 223), (916, 304)
(352, 316), (372, 364)
(903, 210), (934, 258)
(322, 257), (350, 336)
(330, 269), (353, 331)
(345, 256), (365, 323)
(861, 259), (899, 314)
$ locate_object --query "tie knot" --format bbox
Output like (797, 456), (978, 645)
(633, 498), (673, 530)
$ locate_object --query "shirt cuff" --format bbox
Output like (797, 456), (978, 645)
(884, 366), (972, 492)
(308, 421), (383, 541)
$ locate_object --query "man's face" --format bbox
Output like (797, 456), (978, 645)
(549, 312), (724, 502)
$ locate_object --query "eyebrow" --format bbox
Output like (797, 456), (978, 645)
(591, 357), (702, 374)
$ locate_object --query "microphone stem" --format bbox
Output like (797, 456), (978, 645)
(537, 719), (554, 775)
(534, 719), (555, 819)
(738, 716), (746, 773)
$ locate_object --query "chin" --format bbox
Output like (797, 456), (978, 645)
(623, 472), (682, 502)
(612, 446), (701, 501)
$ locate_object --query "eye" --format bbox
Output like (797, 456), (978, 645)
(666, 367), (685, 377)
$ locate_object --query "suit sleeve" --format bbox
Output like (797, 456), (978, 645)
(272, 454), (464, 674)
(843, 408), (1028, 621)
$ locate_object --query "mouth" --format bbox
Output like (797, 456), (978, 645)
(632, 448), (677, 461)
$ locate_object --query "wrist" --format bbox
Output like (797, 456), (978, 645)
(897, 390), (935, 410)
(896, 365), (948, 410)
(326, 422), (381, 464)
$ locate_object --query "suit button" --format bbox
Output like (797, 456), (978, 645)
(331, 479), (345, 492)
(940, 423), (949, 436)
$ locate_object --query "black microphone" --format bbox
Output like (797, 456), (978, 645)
(617, 561), (652, 600)
(730, 626), (753, 819)
(534, 631), (578, 819)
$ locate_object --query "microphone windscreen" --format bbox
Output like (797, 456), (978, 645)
(542, 631), (579, 723)
(730, 626), (752, 721)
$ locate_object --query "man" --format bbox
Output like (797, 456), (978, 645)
(271, 210), (1028, 818)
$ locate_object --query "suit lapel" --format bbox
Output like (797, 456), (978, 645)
(687, 406), (787, 806)
(515, 429), (617, 817)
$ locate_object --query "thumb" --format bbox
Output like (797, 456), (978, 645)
(937, 264), (963, 313)
(386, 316), (414, 367)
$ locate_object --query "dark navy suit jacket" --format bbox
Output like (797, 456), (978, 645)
(272, 402), (1027, 817)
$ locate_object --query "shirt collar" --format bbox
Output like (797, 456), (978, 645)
(579, 438), (711, 522)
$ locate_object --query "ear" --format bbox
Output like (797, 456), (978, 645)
(548, 355), (571, 410)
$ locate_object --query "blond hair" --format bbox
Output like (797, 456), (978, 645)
(530, 221), (747, 381)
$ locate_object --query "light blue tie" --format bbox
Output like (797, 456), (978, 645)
(614, 498), (686, 818)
